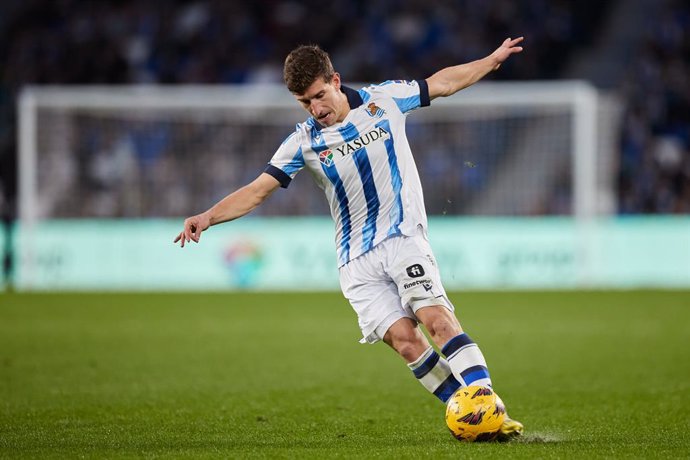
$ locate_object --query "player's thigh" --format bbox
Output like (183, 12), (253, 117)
(385, 230), (455, 315)
(339, 252), (415, 344)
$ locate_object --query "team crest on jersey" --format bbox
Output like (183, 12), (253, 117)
(366, 102), (385, 118)
(319, 149), (334, 167)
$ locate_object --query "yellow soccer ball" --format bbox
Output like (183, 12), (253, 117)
(445, 385), (506, 442)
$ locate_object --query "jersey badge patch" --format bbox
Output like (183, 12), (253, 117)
(366, 102), (386, 118)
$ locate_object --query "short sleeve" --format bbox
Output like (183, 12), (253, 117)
(367, 79), (431, 114)
(264, 129), (305, 188)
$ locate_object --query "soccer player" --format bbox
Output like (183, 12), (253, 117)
(175, 37), (525, 440)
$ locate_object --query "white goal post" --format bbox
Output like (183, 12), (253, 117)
(17, 81), (617, 288)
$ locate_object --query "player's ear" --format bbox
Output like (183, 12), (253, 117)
(331, 72), (341, 89)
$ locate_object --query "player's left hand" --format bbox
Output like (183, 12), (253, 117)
(491, 37), (524, 70)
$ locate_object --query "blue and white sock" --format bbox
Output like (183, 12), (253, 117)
(441, 333), (493, 388)
(407, 346), (461, 403)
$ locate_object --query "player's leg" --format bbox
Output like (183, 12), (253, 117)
(338, 241), (460, 403)
(382, 317), (460, 403)
(414, 305), (493, 389)
(381, 317), (428, 362)
(413, 307), (523, 440)
(387, 230), (523, 439)
(385, 230), (494, 389)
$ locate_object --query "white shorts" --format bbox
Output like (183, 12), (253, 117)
(338, 227), (455, 344)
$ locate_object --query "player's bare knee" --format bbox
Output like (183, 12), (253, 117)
(383, 320), (428, 362)
(428, 317), (456, 340)
(418, 307), (462, 343)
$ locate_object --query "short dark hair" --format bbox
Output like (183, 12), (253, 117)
(283, 45), (335, 94)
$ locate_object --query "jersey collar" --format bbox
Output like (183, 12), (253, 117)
(341, 85), (364, 109)
(311, 85), (363, 131)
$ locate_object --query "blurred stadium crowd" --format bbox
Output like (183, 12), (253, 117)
(617, 1), (690, 213)
(0, 0), (688, 219)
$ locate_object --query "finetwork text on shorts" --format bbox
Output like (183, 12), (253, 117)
(403, 278), (433, 290)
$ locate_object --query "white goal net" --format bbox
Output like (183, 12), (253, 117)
(17, 82), (620, 288)
(20, 82), (617, 218)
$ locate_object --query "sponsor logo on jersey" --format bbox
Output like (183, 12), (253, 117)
(319, 149), (334, 167)
(335, 126), (390, 157)
(365, 102), (385, 118)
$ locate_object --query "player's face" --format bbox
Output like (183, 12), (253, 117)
(294, 74), (348, 127)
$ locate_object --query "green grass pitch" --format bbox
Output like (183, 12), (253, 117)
(1, 291), (689, 459)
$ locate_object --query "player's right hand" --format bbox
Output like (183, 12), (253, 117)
(174, 213), (211, 248)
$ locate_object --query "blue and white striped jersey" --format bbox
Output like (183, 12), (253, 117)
(265, 80), (431, 267)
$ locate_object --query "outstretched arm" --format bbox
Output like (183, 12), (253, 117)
(426, 37), (524, 100)
(174, 172), (281, 247)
